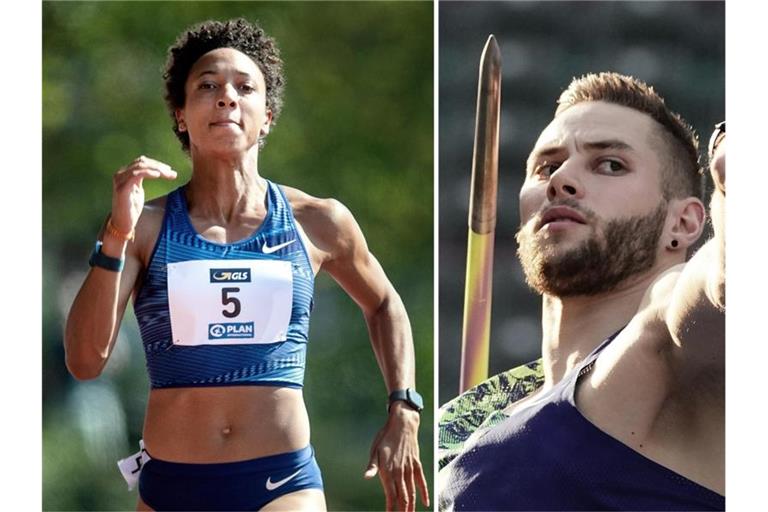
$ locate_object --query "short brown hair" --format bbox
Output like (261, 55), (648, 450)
(556, 72), (702, 200)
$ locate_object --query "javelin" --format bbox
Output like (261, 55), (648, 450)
(459, 35), (501, 393)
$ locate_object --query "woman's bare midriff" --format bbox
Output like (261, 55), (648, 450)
(142, 386), (310, 463)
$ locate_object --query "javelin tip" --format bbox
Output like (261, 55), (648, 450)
(470, 34), (502, 234)
(482, 35), (501, 67)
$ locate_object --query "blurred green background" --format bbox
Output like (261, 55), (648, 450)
(43, 2), (433, 510)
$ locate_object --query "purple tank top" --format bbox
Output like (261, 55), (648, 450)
(439, 333), (725, 511)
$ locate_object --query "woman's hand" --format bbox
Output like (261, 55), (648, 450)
(365, 403), (430, 511)
(111, 155), (177, 235)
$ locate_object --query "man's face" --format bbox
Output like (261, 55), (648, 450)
(516, 101), (669, 296)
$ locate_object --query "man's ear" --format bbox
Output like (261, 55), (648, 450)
(666, 197), (706, 252)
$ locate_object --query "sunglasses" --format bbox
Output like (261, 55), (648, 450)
(708, 121), (725, 159)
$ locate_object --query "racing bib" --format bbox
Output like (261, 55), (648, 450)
(167, 259), (293, 346)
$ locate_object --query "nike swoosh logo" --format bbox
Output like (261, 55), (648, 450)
(265, 468), (302, 491)
(262, 239), (296, 254)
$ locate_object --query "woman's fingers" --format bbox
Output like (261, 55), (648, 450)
(115, 157), (177, 185)
(110, 155), (177, 233)
(414, 458), (430, 508)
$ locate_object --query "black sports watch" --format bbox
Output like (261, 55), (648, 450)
(89, 241), (125, 272)
(388, 388), (424, 413)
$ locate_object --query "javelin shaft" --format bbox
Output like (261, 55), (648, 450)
(460, 35), (501, 393)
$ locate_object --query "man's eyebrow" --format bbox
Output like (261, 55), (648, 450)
(582, 139), (634, 152)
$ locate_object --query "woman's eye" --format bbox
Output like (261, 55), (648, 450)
(240, 84), (254, 93)
(199, 82), (216, 90)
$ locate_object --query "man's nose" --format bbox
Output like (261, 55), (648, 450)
(547, 162), (583, 201)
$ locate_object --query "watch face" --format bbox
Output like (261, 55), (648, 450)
(407, 388), (424, 410)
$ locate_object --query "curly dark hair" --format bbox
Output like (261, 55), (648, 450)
(163, 18), (285, 152)
(556, 72), (702, 201)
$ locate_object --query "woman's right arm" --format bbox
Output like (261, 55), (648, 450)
(64, 234), (142, 380)
(64, 156), (176, 380)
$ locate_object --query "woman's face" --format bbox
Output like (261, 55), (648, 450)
(176, 47), (272, 156)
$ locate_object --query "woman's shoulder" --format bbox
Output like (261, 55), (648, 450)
(278, 185), (361, 255)
(279, 185), (351, 225)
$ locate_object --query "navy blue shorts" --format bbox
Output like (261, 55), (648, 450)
(138, 445), (323, 511)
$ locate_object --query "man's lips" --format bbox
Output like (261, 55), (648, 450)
(536, 206), (587, 231)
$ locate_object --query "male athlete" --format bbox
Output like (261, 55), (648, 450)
(438, 72), (725, 510)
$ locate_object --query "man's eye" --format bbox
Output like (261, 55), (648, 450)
(596, 159), (625, 174)
(534, 162), (560, 177)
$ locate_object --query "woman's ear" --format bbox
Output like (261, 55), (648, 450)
(175, 109), (186, 132)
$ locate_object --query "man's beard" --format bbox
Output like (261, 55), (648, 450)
(515, 199), (668, 297)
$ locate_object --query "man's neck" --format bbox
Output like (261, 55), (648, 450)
(539, 274), (654, 387)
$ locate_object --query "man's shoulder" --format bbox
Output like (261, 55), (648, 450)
(438, 359), (544, 470)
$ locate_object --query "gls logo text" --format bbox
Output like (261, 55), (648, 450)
(210, 268), (251, 283)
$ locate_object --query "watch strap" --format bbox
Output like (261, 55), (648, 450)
(389, 389), (409, 403)
(89, 241), (125, 272)
(388, 388), (424, 413)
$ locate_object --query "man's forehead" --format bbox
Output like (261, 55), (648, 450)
(532, 101), (657, 152)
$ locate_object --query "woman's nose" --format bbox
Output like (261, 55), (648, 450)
(217, 84), (237, 108)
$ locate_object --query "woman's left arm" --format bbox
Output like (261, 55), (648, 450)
(310, 197), (430, 512)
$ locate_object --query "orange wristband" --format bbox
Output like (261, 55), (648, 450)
(106, 218), (135, 242)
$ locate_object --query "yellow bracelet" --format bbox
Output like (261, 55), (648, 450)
(106, 218), (135, 242)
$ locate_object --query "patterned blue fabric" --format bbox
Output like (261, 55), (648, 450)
(134, 180), (314, 388)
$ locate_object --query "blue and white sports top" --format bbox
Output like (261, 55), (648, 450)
(133, 180), (314, 389)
